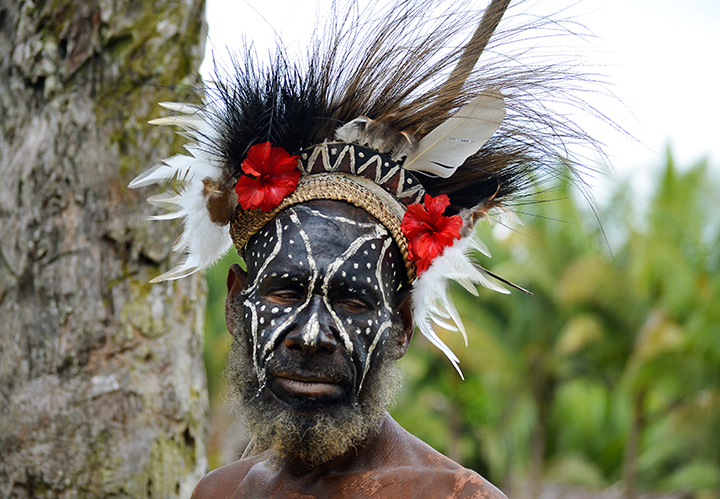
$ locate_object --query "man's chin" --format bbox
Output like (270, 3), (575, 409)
(243, 388), (377, 467)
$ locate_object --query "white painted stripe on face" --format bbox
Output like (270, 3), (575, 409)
(375, 237), (393, 309)
(301, 313), (321, 347)
(358, 319), (393, 393)
(259, 209), (317, 361)
(301, 206), (388, 232)
(242, 219), (285, 297)
(244, 298), (262, 386)
(260, 302), (311, 365)
(356, 237), (396, 392)
(320, 230), (386, 356)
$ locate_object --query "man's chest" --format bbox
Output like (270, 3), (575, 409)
(231, 467), (479, 499)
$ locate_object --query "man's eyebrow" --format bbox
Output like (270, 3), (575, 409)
(258, 269), (311, 285)
(328, 274), (382, 305)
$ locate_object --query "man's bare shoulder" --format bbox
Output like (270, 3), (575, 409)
(366, 421), (506, 499)
(365, 464), (506, 499)
(191, 454), (263, 499)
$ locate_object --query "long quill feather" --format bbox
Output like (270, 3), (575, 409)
(402, 90), (505, 178)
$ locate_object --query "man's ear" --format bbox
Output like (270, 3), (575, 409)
(225, 263), (248, 336)
(394, 288), (414, 360)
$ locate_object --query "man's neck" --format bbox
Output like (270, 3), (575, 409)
(274, 412), (392, 480)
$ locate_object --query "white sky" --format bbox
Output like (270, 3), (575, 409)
(201, 0), (720, 199)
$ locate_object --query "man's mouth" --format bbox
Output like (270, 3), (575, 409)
(272, 373), (344, 398)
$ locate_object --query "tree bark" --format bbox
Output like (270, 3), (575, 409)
(0, 1), (209, 497)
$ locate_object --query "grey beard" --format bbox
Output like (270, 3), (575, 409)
(224, 321), (404, 468)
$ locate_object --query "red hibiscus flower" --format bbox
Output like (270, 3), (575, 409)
(401, 194), (463, 274)
(235, 142), (301, 212)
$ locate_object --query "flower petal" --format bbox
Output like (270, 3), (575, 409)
(242, 142), (273, 177)
(401, 193), (462, 275)
(235, 142), (301, 211)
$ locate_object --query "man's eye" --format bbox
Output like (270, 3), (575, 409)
(336, 298), (371, 314)
(265, 290), (303, 304)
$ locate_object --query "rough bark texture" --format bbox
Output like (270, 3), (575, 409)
(0, 0), (209, 497)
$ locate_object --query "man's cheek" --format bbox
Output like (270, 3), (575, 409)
(363, 310), (395, 354)
(347, 323), (377, 363)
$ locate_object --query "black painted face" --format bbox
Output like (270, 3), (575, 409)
(237, 201), (406, 411)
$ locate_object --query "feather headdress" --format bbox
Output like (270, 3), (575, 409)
(130, 0), (601, 376)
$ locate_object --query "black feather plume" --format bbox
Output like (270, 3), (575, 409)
(192, 0), (606, 213)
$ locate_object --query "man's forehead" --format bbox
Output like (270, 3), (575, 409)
(246, 202), (400, 274)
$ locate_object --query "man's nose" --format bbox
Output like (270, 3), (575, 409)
(284, 301), (338, 355)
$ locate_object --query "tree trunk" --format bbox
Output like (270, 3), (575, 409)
(623, 388), (646, 499)
(0, 1), (209, 497)
(527, 374), (555, 499)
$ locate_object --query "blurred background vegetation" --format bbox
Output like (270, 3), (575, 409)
(202, 153), (720, 499)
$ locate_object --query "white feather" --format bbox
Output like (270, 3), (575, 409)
(403, 90), (505, 178)
(129, 102), (234, 282)
(148, 102), (215, 147)
(411, 232), (510, 378)
(158, 101), (202, 114)
(129, 155), (198, 188)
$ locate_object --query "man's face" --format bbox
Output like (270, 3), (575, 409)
(224, 201), (411, 465)
(233, 200), (408, 412)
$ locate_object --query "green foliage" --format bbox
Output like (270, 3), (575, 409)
(395, 155), (720, 496)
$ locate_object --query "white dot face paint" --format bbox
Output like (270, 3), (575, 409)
(236, 201), (406, 403)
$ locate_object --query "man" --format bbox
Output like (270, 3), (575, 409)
(130, 0), (596, 496)
(190, 200), (505, 498)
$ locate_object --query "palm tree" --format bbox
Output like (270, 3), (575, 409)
(619, 156), (720, 497)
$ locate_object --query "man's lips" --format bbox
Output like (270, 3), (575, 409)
(273, 373), (344, 397)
